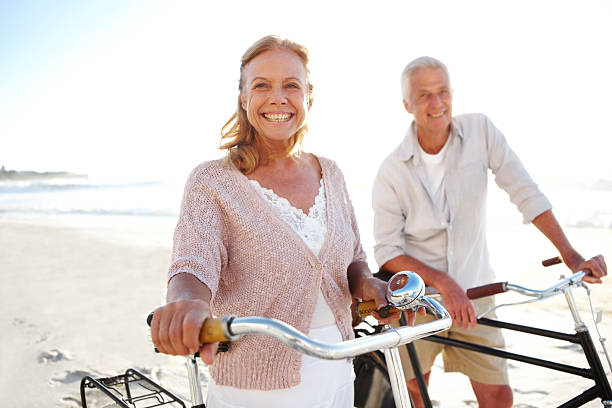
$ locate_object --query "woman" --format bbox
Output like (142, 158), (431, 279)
(151, 35), (403, 407)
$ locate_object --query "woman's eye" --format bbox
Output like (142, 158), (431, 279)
(287, 83), (300, 89)
(253, 83), (267, 89)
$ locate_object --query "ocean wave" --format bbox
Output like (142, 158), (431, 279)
(0, 180), (166, 193)
(565, 210), (612, 229)
(0, 207), (178, 218)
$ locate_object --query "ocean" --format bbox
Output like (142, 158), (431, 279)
(1, 173), (610, 229)
(0, 176), (184, 220)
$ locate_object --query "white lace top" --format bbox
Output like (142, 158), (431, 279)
(249, 178), (336, 328)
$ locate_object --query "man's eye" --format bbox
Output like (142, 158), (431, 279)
(287, 83), (300, 89)
(253, 83), (267, 89)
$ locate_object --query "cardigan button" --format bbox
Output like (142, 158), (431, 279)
(315, 262), (322, 270)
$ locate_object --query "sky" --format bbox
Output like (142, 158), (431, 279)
(1, 1), (612, 187)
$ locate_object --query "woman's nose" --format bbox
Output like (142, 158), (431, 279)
(269, 87), (287, 104)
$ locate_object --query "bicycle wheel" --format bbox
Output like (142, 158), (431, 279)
(354, 351), (395, 408)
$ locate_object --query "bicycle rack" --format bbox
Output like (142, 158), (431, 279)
(80, 368), (187, 408)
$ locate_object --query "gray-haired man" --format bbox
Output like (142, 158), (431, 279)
(372, 56), (607, 408)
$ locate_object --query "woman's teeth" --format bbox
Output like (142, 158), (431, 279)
(263, 113), (292, 122)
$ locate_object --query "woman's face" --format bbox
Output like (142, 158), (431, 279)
(240, 48), (310, 147)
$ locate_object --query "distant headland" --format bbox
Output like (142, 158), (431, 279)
(0, 166), (87, 181)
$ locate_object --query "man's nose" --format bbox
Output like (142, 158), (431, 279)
(430, 92), (443, 106)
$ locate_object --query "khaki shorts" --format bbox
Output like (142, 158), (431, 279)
(396, 297), (509, 385)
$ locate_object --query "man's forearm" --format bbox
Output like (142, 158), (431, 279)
(532, 209), (584, 269)
(382, 254), (452, 290)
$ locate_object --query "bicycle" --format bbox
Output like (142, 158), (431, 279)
(368, 258), (612, 408)
(79, 271), (451, 408)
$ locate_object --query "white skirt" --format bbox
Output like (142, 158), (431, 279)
(206, 324), (355, 408)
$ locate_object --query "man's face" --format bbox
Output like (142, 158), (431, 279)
(403, 67), (452, 137)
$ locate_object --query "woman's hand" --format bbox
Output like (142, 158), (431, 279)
(151, 298), (218, 364)
(359, 276), (402, 324)
(151, 274), (217, 364)
(150, 299), (218, 363)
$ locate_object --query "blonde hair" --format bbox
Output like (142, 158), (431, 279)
(220, 35), (314, 174)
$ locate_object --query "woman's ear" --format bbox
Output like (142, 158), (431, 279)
(240, 93), (247, 111)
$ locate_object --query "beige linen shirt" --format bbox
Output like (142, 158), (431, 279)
(372, 113), (552, 290)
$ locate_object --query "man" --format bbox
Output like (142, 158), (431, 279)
(372, 56), (607, 408)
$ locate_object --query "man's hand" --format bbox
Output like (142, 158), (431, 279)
(563, 251), (607, 284)
(436, 276), (477, 330)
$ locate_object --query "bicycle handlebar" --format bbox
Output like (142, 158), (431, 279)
(465, 271), (587, 300)
(195, 297), (451, 360)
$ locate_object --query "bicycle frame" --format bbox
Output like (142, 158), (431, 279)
(407, 282), (612, 407)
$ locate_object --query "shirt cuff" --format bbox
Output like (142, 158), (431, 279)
(520, 196), (553, 224)
(374, 246), (406, 270)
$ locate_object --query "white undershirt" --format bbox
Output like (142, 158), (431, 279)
(418, 139), (451, 222)
(248, 178), (335, 327)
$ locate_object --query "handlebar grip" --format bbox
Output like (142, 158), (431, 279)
(466, 282), (507, 299)
(147, 312), (154, 327)
(148, 311), (227, 344)
(358, 300), (401, 318)
(199, 317), (228, 343)
(542, 256), (563, 267)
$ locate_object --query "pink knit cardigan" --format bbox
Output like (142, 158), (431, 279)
(168, 156), (367, 390)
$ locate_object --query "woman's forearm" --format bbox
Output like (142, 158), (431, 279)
(167, 272), (212, 305)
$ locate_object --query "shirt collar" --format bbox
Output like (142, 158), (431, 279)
(397, 117), (464, 162)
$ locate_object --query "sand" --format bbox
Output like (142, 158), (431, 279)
(0, 217), (610, 407)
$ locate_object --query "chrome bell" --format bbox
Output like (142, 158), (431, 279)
(386, 271), (425, 310)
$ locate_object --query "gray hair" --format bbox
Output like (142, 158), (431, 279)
(400, 56), (450, 101)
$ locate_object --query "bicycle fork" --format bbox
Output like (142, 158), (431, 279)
(563, 287), (612, 406)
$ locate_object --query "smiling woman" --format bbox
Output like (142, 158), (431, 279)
(149, 35), (404, 408)
(220, 36), (314, 175)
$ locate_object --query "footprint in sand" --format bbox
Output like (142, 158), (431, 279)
(12, 317), (49, 344)
(51, 369), (96, 384)
(553, 343), (582, 352)
(60, 395), (81, 407)
(62, 393), (119, 408)
(513, 388), (549, 396)
(38, 348), (71, 364)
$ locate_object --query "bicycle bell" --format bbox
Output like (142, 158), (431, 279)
(386, 271), (425, 310)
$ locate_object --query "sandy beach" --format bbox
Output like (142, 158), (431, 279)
(0, 217), (610, 407)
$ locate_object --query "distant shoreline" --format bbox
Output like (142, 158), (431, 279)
(0, 166), (87, 181)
